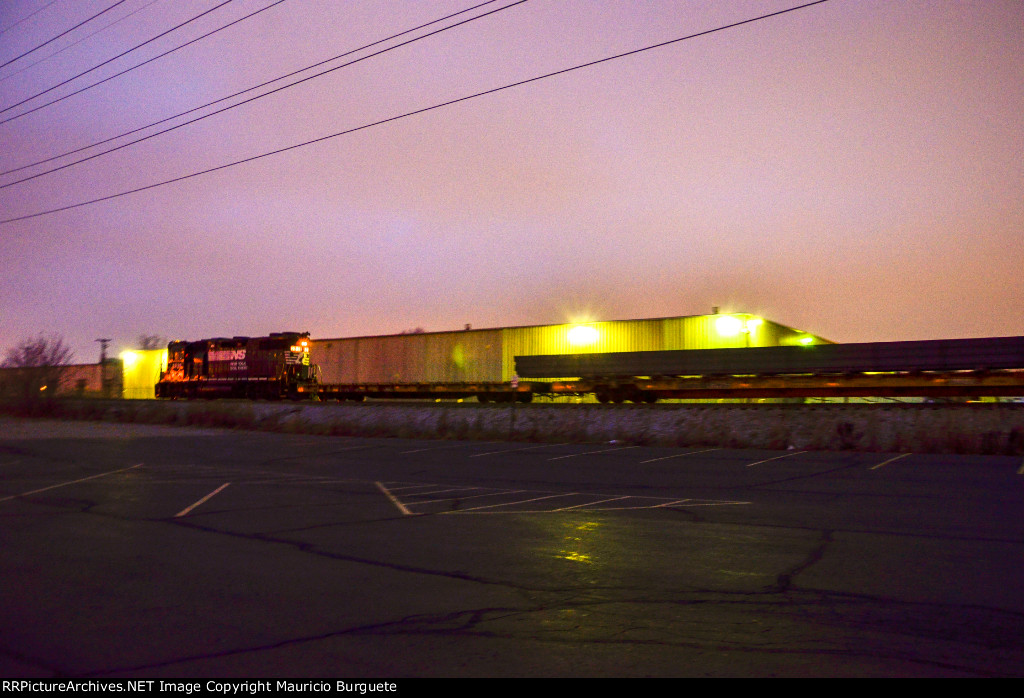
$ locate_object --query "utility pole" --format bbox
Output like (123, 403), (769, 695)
(96, 338), (111, 398)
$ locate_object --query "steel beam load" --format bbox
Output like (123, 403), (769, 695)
(515, 336), (1024, 379)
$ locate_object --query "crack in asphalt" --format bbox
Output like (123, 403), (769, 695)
(68, 591), (1023, 678)
(4, 438), (1023, 677)
(769, 529), (833, 593)
(8, 489), (1023, 678)
(0, 642), (69, 677)
(169, 516), (630, 594)
(749, 460), (869, 488)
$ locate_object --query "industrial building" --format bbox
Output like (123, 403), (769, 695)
(110, 312), (827, 399)
(310, 312), (828, 385)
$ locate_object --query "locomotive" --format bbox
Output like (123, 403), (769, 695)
(155, 332), (317, 399)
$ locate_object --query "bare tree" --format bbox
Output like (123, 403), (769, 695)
(1, 334), (75, 401)
(136, 334), (165, 350)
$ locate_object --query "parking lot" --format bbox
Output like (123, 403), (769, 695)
(2, 418), (1023, 677)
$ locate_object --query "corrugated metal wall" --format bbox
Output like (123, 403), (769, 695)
(310, 314), (831, 386)
(661, 315), (826, 350)
(311, 330), (502, 383)
(500, 319), (664, 381)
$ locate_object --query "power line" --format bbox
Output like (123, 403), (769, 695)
(0, 0), (166, 85)
(0, 0), (278, 127)
(0, 0), (234, 116)
(0, 0), (60, 38)
(0, 1), (128, 70)
(0, 0), (832, 227)
(0, 0), (517, 185)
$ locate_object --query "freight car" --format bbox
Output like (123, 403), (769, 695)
(156, 332), (316, 399)
(514, 336), (1024, 402)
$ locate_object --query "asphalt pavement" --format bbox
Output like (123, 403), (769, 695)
(1, 418), (1022, 677)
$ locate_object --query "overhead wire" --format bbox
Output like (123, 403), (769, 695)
(0, 0), (166, 85)
(0, 0), (510, 181)
(0, 0), (234, 116)
(0, 0), (60, 38)
(0, 0), (278, 127)
(0, 0), (832, 226)
(0, 0), (127, 70)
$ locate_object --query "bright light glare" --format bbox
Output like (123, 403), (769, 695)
(120, 351), (137, 365)
(745, 317), (763, 330)
(567, 325), (599, 346)
(799, 336), (814, 345)
(715, 316), (743, 336)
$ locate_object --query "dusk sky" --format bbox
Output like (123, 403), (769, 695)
(2, 0), (1022, 363)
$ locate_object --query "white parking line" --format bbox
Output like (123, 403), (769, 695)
(454, 498), (751, 514)
(554, 496), (629, 511)
(403, 486), (485, 497)
(460, 493), (577, 511)
(175, 482), (231, 518)
(377, 480), (753, 515)
(408, 489), (527, 505)
(385, 483), (464, 493)
(547, 446), (638, 461)
(638, 448), (720, 464)
(648, 499), (750, 509)
(869, 453), (912, 470)
(469, 443), (568, 458)
(376, 482), (413, 516)
(745, 450), (807, 467)
(400, 444), (477, 454)
(0, 463), (143, 503)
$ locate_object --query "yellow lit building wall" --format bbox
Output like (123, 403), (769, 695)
(121, 349), (167, 399)
(500, 319), (664, 381)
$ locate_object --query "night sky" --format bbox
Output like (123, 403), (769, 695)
(2, 0), (1022, 363)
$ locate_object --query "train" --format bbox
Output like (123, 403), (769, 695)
(155, 332), (1024, 402)
(155, 332), (317, 399)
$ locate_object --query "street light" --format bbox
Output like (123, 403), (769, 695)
(567, 325), (599, 347)
(714, 314), (762, 346)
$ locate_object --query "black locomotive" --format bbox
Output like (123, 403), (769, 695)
(156, 332), (317, 399)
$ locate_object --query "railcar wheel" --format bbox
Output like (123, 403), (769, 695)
(596, 393), (611, 404)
